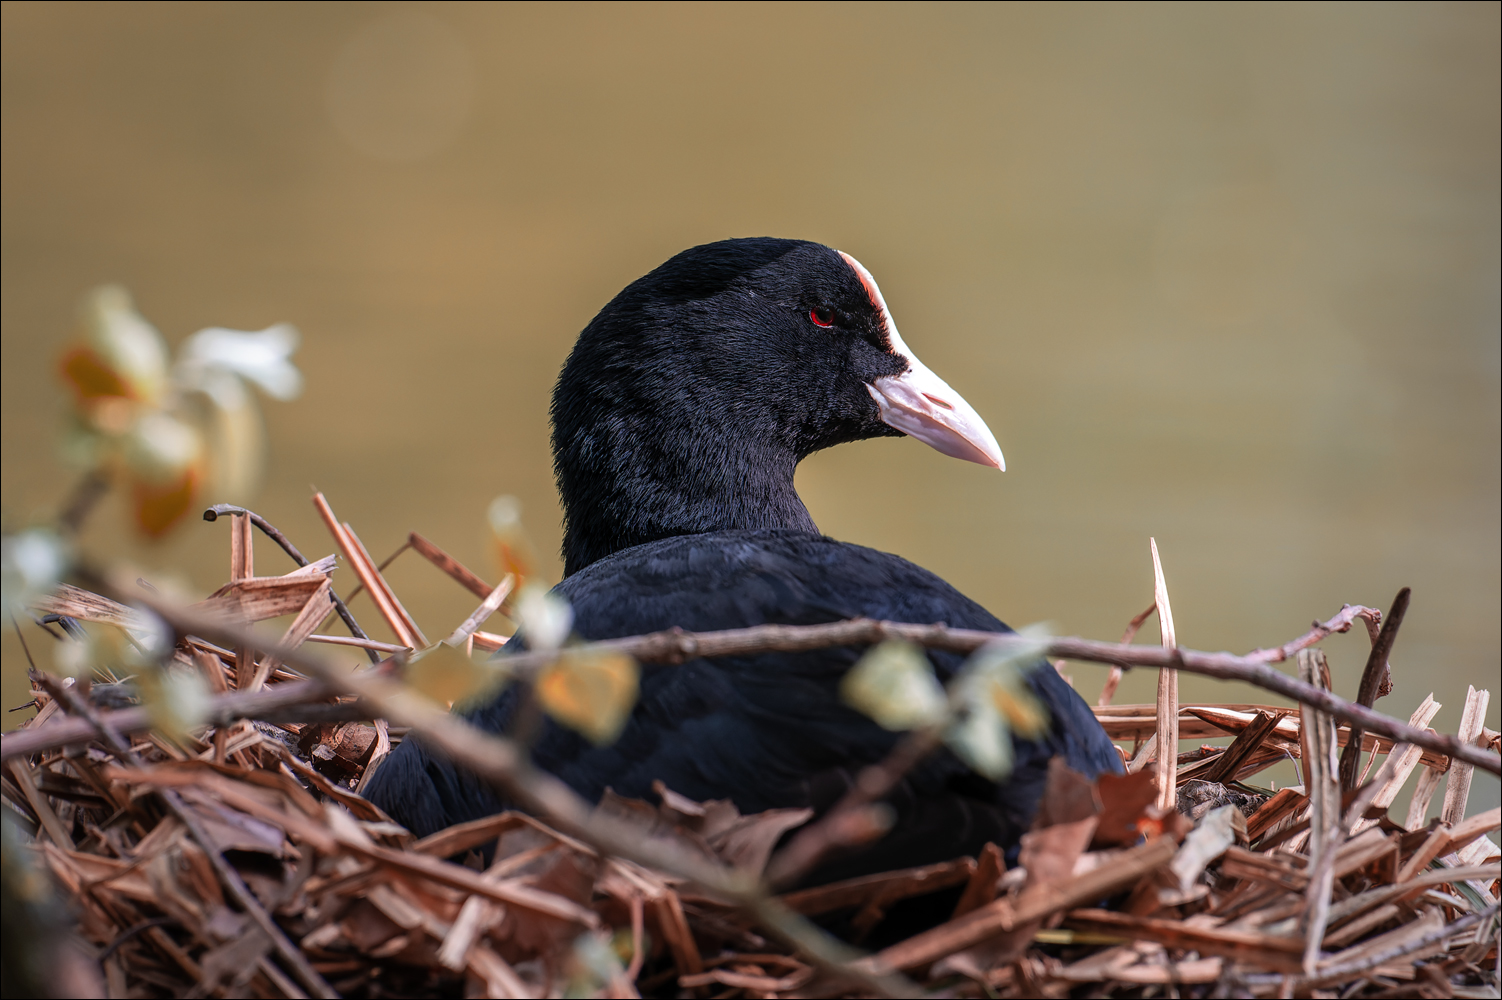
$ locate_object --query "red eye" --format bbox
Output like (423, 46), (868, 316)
(809, 308), (834, 328)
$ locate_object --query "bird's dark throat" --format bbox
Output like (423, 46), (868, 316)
(556, 432), (820, 577)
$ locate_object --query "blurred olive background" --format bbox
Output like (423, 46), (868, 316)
(2, 3), (1497, 811)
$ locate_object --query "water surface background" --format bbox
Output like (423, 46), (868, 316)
(3, 3), (1497, 815)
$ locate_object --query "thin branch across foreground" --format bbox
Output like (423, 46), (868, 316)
(8, 601), (1497, 775)
(477, 605), (1501, 776)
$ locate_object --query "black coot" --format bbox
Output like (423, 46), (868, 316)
(365, 238), (1121, 878)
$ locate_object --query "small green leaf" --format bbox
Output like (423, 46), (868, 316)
(841, 640), (948, 731)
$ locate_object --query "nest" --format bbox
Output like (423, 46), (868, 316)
(2, 495), (1498, 998)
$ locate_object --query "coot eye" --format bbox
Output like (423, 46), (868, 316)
(809, 308), (834, 328)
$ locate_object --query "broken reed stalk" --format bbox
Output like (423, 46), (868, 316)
(1443, 686), (1493, 826)
(410, 531), (495, 601)
(311, 492), (421, 649)
(230, 512), (255, 689)
(1338, 587), (1408, 792)
(1298, 648), (1341, 974)
(1150, 538), (1178, 812)
(443, 575), (515, 648)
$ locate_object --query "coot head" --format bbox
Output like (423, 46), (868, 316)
(552, 238), (1003, 575)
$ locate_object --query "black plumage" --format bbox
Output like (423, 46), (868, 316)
(365, 238), (1121, 878)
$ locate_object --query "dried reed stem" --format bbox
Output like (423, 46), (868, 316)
(1150, 538), (1178, 812)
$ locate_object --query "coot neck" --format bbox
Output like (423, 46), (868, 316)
(556, 433), (817, 577)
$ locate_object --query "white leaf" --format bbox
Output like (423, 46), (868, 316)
(514, 584), (573, 653)
(178, 323), (303, 400)
(488, 494), (522, 532)
(1, 530), (70, 618)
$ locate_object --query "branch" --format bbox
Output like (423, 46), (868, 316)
(0, 679), (346, 760)
(1245, 603), (1382, 664)
(59, 470), (110, 535)
(488, 611), (1495, 776)
(1339, 588), (1408, 791)
(8, 602), (1497, 777)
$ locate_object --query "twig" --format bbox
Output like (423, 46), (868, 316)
(1339, 588), (1408, 792)
(98, 917), (176, 961)
(204, 504), (378, 662)
(1097, 600), (1157, 707)
(58, 470), (110, 535)
(483, 615), (1500, 776)
(409, 532), (495, 602)
(1248, 603), (1382, 663)
(229, 512), (255, 688)
(1, 679), (347, 760)
(10, 613), (38, 673)
(17, 594), (1496, 777)
(342, 539), (411, 604)
(35, 674), (338, 1000)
